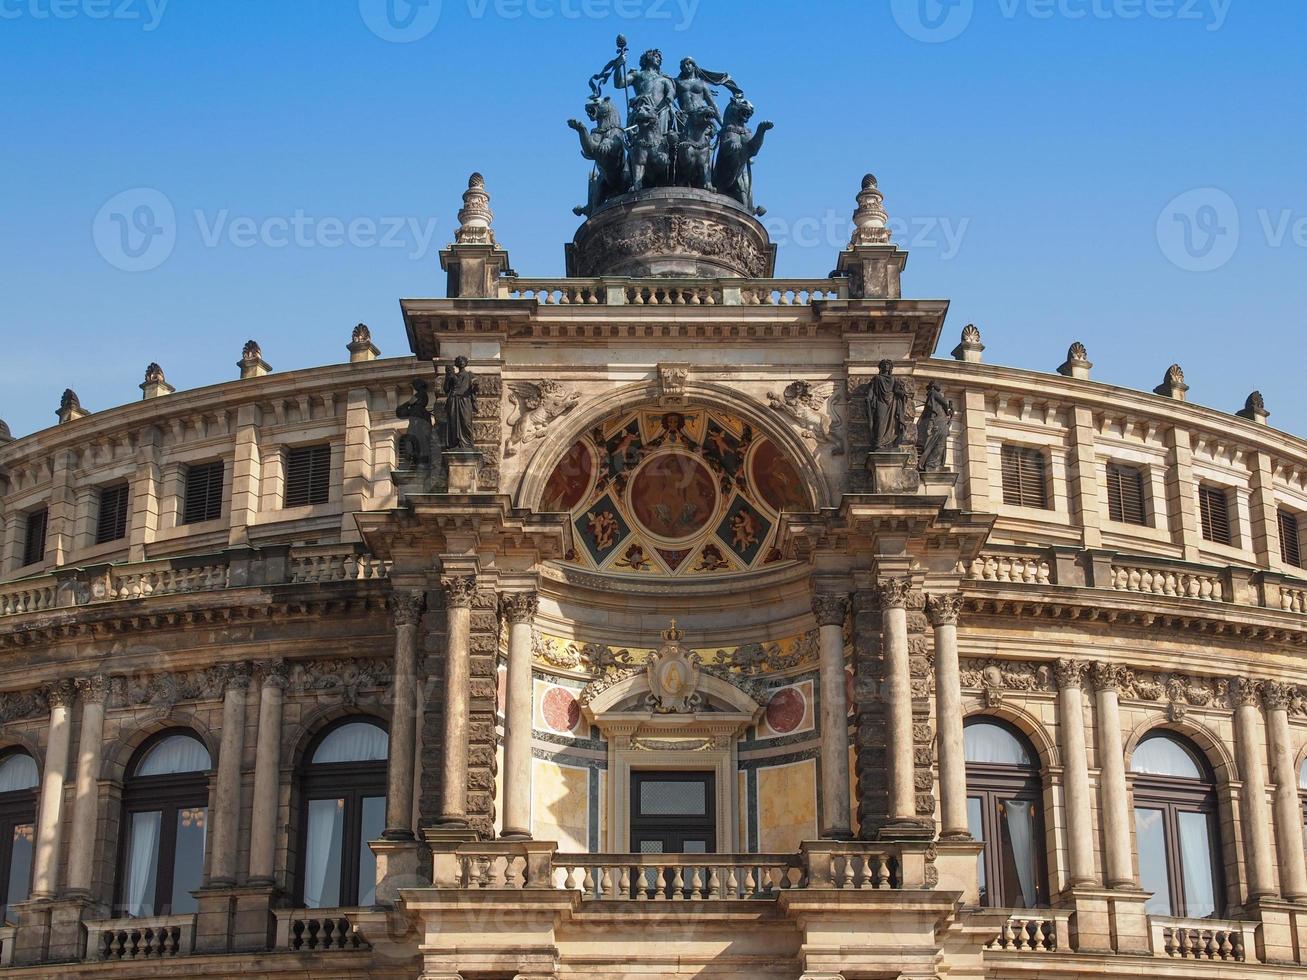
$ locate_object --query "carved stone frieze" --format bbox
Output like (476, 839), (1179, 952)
(504, 381), (580, 458)
(766, 381), (844, 455)
(571, 212), (771, 279)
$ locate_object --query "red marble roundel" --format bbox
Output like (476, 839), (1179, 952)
(629, 452), (718, 541)
(542, 687), (582, 733)
(765, 687), (806, 734)
(750, 440), (808, 514)
(542, 441), (595, 513)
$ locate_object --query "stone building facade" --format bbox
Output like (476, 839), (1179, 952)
(2, 164), (1307, 980)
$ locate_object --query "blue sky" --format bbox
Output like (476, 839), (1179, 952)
(2, 0), (1303, 439)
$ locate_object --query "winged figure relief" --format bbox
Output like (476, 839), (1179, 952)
(766, 381), (844, 455)
(505, 381), (581, 457)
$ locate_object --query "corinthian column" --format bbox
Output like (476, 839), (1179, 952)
(65, 676), (108, 896)
(813, 593), (852, 840)
(385, 591), (425, 840)
(927, 593), (968, 839)
(438, 576), (477, 825)
(1091, 663), (1135, 888)
(1233, 678), (1280, 900)
(248, 661), (289, 882)
(1262, 682), (1307, 901)
(500, 591), (539, 840)
(1055, 660), (1097, 887)
(31, 680), (75, 899)
(209, 663), (251, 886)
(880, 577), (917, 826)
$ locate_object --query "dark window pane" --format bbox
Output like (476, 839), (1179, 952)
(96, 483), (131, 544)
(182, 462), (225, 525)
(1177, 811), (1218, 919)
(967, 797), (987, 905)
(22, 509), (47, 567)
(303, 798), (345, 909)
(4, 823), (33, 924)
(1280, 509), (1303, 568)
(357, 796), (385, 907)
(1198, 485), (1232, 545)
(123, 810), (162, 917)
(1107, 463), (1148, 526)
(1135, 807), (1172, 916)
(639, 781), (707, 816)
(285, 444), (332, 508)
(169, 807), (207, 915)
(1000, 445), (1049, 510)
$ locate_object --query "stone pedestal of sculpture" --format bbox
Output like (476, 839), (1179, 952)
(443, 450), (481, 494)
(867, 450), (921, 494)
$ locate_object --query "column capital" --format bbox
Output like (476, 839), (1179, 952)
(499, 591), (539, 625)
(219, 661), (252, 692)
(811, 593), (851, 627)
(442, 575), (478, 609)
(1260, 680), (1291, 712)
(390, 589), (427, 627)
(42, 679), (76, 710)
(1090, 661), (1130, 693)
(1054, 659), (1088, 690)
(1231, 675), (1261, 708)
(256, 659), (290, 690)
(74, 675), (109, 704)
(878, 576), (913, 610)
(925, 592), (964, 626)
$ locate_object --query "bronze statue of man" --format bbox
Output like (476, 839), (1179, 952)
(443, 356), (478, 452)
(396, 379), (435, 469)
(868, 359), (910, 453)
(615, 49), (678, 139)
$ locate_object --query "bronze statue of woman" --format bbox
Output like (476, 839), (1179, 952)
(443, 356), (478, 452)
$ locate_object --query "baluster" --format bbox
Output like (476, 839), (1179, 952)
(582, 866), (596, 896)
(563, 864), (578, 891)
(724, 863), (739, 898)
(670, 864), (685, 900)
(619, 864), (631, 900)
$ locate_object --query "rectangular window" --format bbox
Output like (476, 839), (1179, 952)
(284, 444), (332, 508)
(1279, 509), (1303, 568)
(95, 483), (131, 545)
(1000, 445), (1049, 510)
(21, 509), (48, 567)
(1106, 463), (1148, 526)
(1198, 485), (1232, 545)
(182, 461), (225, 525)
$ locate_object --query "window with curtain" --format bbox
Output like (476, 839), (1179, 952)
(117, 732), (212, 918)
(0, 752), (38, 925)
(1131, 732), (1223, 919)
(964, 718), (1047, 909)
(297, 719), (388, 910)
(1000, 445), (1050, 510)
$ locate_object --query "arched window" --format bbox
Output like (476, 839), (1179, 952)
(297, 719), (388, 909)
(1131, 732), (1223, 919)
(117, 732), (211, 918)
(964, 718), (1047, 909)
(0, 751), (38, 924)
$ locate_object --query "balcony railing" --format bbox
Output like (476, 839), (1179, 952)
(1150, 916), (1254, 962)
(434, 840), (927, 902)
(89, 914), (196, 961)
(983, 910), (1072, 952)
(499, 277), (849, 308)
(273, 908), (369, 951)
(0, 544), (390, 621)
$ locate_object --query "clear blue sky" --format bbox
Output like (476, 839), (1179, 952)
(2, 1), (1304, 439)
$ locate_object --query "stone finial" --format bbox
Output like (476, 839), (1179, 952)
(951, 323), (985, 363)
(140, 362), (176, 400)
(454, 172), (496, 246)
(57, 388), (90, 425)
(849, 174), (892, 247)
(0, 418), (11, 444)
(239, 340), (272, 380)
(1153, 363), (1189, 401)
(1057, 341), (1093, 380)
(348, 323), (380, 363)
(1236, 391), (1270, 425)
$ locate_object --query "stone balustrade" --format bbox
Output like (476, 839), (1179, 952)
(109, 558), (230, 599)
(499, 276), (848, 307)
(1111, 562), (1225, 601)
(984, 911), (1071, 952)
(273, 910), (368, 952)
(435, 841), (918, 903)
(968, 551), (1052, 586)
(0, 576), (57, 616)
(92, 915), (196, 961)
(287, 545), (391, 584)
(1150, 917), (1254, 962)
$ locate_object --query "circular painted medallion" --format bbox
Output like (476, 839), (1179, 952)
(765, 687), (806, 734)
(541, 441), (595, 513)
(542, 687), (582, 733)
(628, 452), (718, 541)
(750, 440), (808, 514)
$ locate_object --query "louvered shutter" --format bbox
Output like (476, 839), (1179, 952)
(284, 445), (332, 507)
(1000, 445), (1049, 510)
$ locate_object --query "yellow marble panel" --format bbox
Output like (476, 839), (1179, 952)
(531, 758), (589, 852)
(757, 759), (817, 853)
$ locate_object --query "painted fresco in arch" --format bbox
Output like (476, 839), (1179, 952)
(541, 407), (811, 577)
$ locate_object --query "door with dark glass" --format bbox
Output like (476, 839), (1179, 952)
(630, 771), (717, 854)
